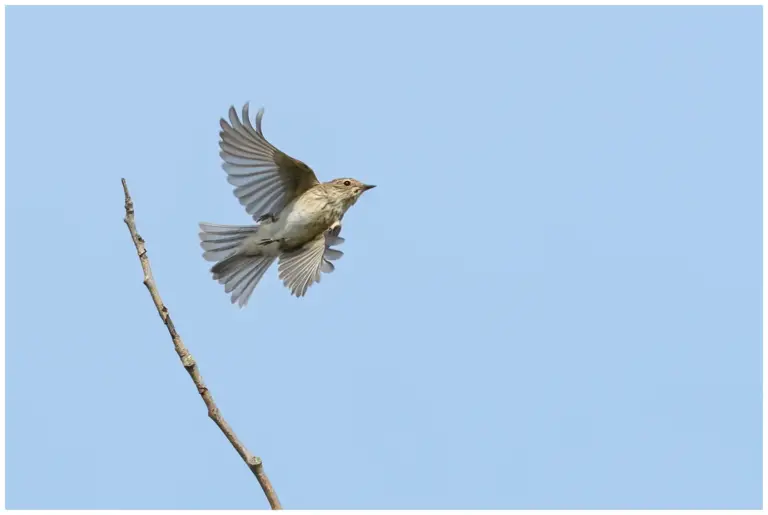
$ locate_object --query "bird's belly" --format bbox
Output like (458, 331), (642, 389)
(276, 202), (335, 248)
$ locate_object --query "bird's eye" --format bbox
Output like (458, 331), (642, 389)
(343, 180), (351, 186)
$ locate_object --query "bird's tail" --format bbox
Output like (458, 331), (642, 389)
(210, 253), (276, 307)
(199, 222), (275, 307)
(199, 222), (259, 262)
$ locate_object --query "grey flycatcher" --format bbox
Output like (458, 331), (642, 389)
(199, 103), (375, 306)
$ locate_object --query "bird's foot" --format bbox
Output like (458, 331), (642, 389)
(327, 221), (342, 238)
(257, 213), (277, 224)
(257, 238), (285, 247)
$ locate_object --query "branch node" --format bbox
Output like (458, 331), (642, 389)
(182, 355), (196, 368)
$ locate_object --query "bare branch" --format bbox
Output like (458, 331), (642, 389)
(121, 178), (281, 510)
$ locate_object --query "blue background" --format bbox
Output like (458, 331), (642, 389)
(6, 6), (762, 509)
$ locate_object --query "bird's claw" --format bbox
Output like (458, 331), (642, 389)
(258, 238), (283, 246)
(327, 222), (342, 238)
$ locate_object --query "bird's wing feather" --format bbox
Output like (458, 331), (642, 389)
(219, 104), (320, 222)
(278, 234), (330, 297)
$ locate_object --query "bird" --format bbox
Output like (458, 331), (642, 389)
(199, 103), (376, 306)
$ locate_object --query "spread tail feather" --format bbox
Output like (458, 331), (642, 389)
(200, 222), (274, 306)
(211, 253), (276, 307)
(198, 222), (259, 262)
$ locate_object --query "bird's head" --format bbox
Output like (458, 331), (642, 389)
(328, 178), (376, 208)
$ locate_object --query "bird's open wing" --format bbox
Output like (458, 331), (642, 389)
(278, 234), (327, 297)
(278, 225), (346, 296)
(219, 104), (320, 222)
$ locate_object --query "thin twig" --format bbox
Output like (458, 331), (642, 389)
(121, 178), (281, 510)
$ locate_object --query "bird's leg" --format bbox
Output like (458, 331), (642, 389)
(257, 213), (278, 224)
(257, 237), (285, 246)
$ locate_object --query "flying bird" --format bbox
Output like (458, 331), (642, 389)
(199, 104), (375, 306)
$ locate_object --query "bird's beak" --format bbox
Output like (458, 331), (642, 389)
(363, 184), (376, 191)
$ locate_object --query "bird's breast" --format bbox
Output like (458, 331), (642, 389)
(275, 196), (341, 248)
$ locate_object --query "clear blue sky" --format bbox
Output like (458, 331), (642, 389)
(6, 6), (762, 509)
